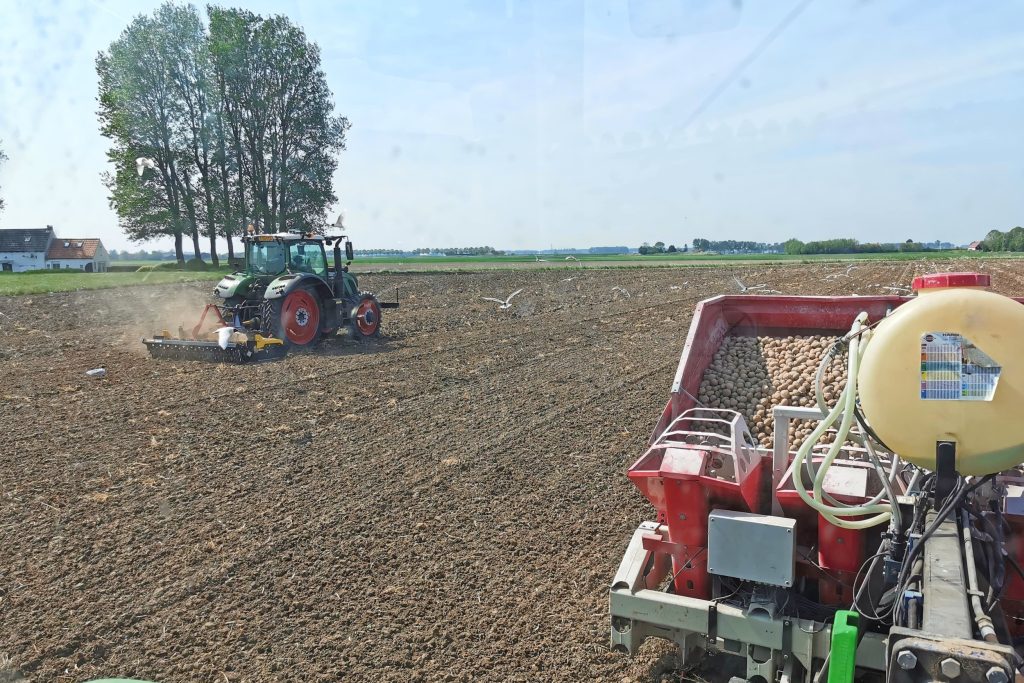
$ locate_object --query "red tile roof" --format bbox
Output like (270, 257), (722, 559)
(47, 238), (103, 260)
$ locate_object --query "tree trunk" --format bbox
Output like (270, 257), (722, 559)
(203, 184), (219, 267)
(174, 232), (184, 266)
(191, 228), (202, 260)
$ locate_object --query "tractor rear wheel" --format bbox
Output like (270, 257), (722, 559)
(350, 292), (382, 339)
(270, 286), (323, 348)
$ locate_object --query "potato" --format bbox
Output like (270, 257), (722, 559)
(698, 334), (848, 447)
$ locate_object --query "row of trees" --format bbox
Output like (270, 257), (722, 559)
(98, 3), (348, 266)
(691, 238), (782, 253)
(639, 241), (687, 254)
(979, 228), (1024, 252)
(783, 238), (927, 255)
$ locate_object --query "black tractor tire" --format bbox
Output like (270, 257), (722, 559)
(349, 292), (382, 340)
(268, 285), (324, 348)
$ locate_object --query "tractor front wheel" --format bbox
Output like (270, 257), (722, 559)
(350, 292), (382, 339)
(271, 286), (323, 348)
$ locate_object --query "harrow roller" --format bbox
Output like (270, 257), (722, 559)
(142, 333), (285, 363)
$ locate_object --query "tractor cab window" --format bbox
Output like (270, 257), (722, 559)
(249, 241), (287, 275)
(289, 242), (327, 278)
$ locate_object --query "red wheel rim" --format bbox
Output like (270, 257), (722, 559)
(282, 289), (319, 345)
(356, 298), (381, 336)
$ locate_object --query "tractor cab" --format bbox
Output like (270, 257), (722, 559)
(245, 234), (328, 280)
(215, 232), (358, 302)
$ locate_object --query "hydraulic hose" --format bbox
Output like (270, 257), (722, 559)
(961, 508), (998, 642)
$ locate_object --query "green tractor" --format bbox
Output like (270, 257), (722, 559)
(144, 232), (396, 362)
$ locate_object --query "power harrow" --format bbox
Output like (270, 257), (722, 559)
(611, 273), (1024, 683)
(143, 230), (396, 362)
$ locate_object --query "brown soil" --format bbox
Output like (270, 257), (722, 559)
(1, 260), (1021, 682)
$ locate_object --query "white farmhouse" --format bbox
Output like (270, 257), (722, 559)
(0, 227), (55, 272)
(46, 238), (110, 272)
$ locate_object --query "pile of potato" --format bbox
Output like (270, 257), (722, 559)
(696, 335), (849, 450)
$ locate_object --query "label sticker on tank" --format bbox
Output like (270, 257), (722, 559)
(920, 332), (1000, 401)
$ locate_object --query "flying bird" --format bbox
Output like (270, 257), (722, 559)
(135, 157), (157, 177)
(565, 256), (579, 261)
(612, 285), (631, 298)
(482, 289), (523, 310)
(734, 277), (766, 293)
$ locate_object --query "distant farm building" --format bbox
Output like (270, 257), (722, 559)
(967, 240), (983, 251)
(0, 227), (110, 272)
(46, 238), (110, 272)
(0, 227), (54, 271)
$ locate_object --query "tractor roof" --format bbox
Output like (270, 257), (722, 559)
(248, 232), (321, 243)
(248, 232), (346, 243)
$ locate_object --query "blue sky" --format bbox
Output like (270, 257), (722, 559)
(0, 0), (1022, 251)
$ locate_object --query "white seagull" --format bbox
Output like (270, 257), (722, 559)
(482, 289), (523, 310)
(612, 285), (631, 298)
(136, 157), (157, 177)
(734, 277), (766, 293)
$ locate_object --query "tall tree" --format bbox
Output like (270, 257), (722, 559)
(983, 229), (1005, 252)
(100, 3), (349, 261)
(208, 6), (349, 233)
(160, 3), (220, 265)
(98, 10), (196, 264)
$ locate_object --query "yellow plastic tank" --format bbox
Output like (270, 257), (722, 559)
(858, 273), (1024, 475)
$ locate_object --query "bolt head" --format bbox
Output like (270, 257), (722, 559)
(986, 667), (1009, 683)
(940, 658), (961, 678)
(896, 650), (918, 670)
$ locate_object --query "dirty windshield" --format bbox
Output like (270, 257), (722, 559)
(248, 241), (286, 275)
(288, 242), (327, 277)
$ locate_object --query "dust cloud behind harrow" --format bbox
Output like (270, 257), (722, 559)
(2, 260), (1022, 682)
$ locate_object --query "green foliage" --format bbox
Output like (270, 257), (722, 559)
(639, 241), (666, 255)
(781, 238), (931, 255)
(783, 238), (805, 255)
(693, 238), (785, 253)
(97, 3), (348, 263)
(981, 227), (1024, 252)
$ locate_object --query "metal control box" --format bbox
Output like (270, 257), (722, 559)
(707, 509), (796, 587)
